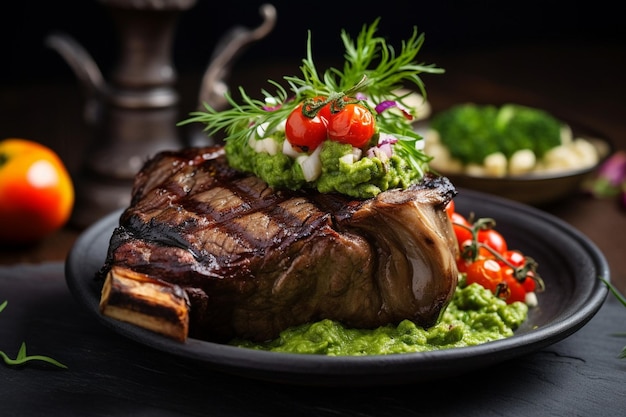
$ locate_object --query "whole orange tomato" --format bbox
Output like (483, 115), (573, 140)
(0, 138), (74, 244)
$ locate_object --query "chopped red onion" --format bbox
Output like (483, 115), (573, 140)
(378, 142), (393, 158)
(378, 134), (398, 146)
(374, 100), (414, 120)
(375, 100), (398, 114)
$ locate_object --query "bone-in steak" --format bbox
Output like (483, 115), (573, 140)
(97, 146), (459, 343)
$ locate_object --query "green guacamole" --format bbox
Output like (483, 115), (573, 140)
(230, 283), (528, 355)
(224, 137), (421, 199)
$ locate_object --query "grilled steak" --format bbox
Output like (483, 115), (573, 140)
(97, 145), (459, 343)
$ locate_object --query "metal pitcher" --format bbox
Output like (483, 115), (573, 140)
(46, 0), (276, 227)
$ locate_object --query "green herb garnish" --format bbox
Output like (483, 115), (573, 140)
(600, 277), (626, 359)
(178, 19), (443, 180)
(600, 279), (626, 359)
(0, 300), (67, 369)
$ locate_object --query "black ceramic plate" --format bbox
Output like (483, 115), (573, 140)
(65, 189), (609, 386)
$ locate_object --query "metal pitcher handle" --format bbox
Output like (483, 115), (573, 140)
(45, 33), (107, 126)
(197, 3), (277, 111)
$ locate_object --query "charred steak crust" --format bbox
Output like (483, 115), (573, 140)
(98, 146), (459, 343)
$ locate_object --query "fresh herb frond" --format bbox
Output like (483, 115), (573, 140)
(601, 277), (626, 307)
(0, 342), (67, 369)
(394, 136), (433, 177)
(0, 301), (67, 369)
(178, 81), (297, 144)
(179, 19), (443, 145)
(600, 278), (626, 359)
(374, 106), (432, 175)
(330, 19), (444, 102)
(296, 30), (328, 93)
(339, 20), (382, 88)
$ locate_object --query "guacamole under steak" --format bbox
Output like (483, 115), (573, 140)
(231, 282), (529, 355)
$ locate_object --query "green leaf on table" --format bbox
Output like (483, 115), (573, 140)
(0, 300), (67, 369)
(600, 279), (626, 359)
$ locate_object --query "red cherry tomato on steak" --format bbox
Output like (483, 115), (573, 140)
(285, 97), (330, 152)
(327, 103), (376, 148)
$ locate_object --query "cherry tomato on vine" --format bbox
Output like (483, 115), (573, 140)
(465, 259), (503, 293)
(316, 98), (332, 122)
(502, 270), (527, 303)
(522, 270), (537, 292)
(285, 97), (330, 152)
(456, 257), (471, 274)
(450, 212), (473, 247)
(502, 263), (537, 293)
(327, 102), (376, 148)
(477, 228), (508, 257)
(497, 250), (526, 268)
(445, 199), (455, 218)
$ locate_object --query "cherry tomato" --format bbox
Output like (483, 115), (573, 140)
(445, 199), (455, 218)
(456, 257), (471, 274)
(522, 270), (537, 292)
(465, 259), (503, 293)
(503, 270), (527, 303)
(0, 138), (74, 244)
(450, 212), (473, 247)
(327, 103), (376, 148)
(497, 250), (526, 268)
(498, 249), (536, 294)
(316, 98), (332, 122)
(502, 263), (537, 293)
(285, 98), (330, 152)
(477, 228), (508, 257)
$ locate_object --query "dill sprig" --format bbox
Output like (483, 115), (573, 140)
(179, 18), (443, 148)
(294, 18), (444, 103)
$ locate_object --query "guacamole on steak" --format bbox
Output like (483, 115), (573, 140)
(225, 137), (422, 199)
(231, 282), (529, 355)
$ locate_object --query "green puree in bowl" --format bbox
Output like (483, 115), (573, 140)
(231, 283), (528, 355)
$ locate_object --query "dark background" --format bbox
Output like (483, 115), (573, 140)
(1, 0), (624, 84)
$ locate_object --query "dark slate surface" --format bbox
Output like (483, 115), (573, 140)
(1, 263), (625, 417)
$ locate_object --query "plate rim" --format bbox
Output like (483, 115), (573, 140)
(65, 189), (610, 386)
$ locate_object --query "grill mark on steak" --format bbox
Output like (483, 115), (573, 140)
(98, 145), (459, 343)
